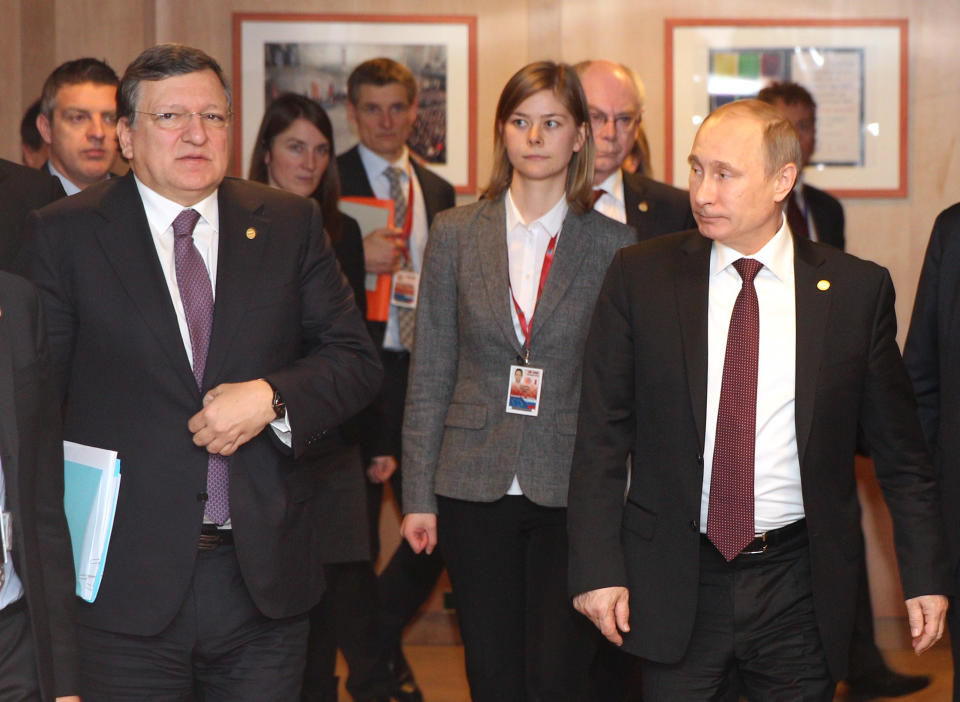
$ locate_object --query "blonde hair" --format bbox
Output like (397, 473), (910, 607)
(483, 61), (595, 213)
(700, 99), (801, 177)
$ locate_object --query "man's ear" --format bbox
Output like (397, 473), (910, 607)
(773, 162), (798, 204)
(37, 112), (53, 146)
(117, 117), (135, 161)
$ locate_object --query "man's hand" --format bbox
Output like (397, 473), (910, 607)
(56, 697), (82, 702)
(905, 594), (948, 654)
(401, 513), (438, 555)
(363, 228), (404, 274)
(366, 455), (398, 484)
(188, 380), (275, 456)
(573, 586), (631, 646)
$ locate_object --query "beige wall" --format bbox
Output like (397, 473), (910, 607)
(5, 0), (958, 622)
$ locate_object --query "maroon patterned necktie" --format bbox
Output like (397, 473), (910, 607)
(786, 192), (810, 240)
(172, 208), (229, 525)
(707, 257), (763, 561)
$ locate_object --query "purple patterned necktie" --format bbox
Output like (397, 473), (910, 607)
(172, 208), (229, 525)
(707, 258), (763, 561)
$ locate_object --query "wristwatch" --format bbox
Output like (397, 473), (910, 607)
(265, 380), (286, 420)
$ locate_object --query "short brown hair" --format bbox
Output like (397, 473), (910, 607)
(40, 58), (118, 119)
(700, 99), (802, 178)
(483, 61), (595, 214)
(757, 81), (817, 120)
(346, 58), (417, 106)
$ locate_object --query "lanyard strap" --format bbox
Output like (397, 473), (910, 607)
(509, 232), (559, 359)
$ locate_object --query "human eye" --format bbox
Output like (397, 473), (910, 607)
(316, 143), (330, 157)
(65, 111), (90, 125)
(153, 112), (180, 125)
(103, 113), (118, 126)
(201, 112), (228, 127)
(361, 104), (380, 116)
(544, 118), (561, 129)
(589, 111), (606, 126)
(287, 141), (305, 154)
(615, 115), (635, 131)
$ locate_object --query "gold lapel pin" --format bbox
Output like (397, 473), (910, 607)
(246, 227), (257, 240)
(817, 280), (830, 291)
(637, 201), (649, 213)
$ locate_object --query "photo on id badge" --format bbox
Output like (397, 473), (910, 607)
(506, 364), (542, 416)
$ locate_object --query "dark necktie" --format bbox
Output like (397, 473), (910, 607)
(384, 166), (416, 350)
(707, 257), (763, 561)
(786, 191), (810, 240)
(172, 209), (229, 525)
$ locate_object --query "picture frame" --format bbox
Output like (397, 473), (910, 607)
(665, 19), (908, 198)
(233, 12), (478, 193)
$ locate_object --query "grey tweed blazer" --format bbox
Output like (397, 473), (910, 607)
(402, 197), (636, 513)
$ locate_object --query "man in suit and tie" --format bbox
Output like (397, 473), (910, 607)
(757, 82), (844, 250)
(0, 158), (64, 269)
(0, 272), (80, 702)
(904, 202), (960, 702)
(18, 43), (382, 700)
(36, 58), (120, 196)
(337, 57), (455, 700)
(575, 60), (695, 239)
(568, 98), (949, 700)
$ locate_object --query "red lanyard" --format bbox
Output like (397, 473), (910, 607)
(509, 232), (559, 360)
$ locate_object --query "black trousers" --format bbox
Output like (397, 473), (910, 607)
(437, 495), (597, 702)
(371, 350), (445, 652)
(641, 527), (834, 702)
(78, 544), (309, 702)
(0, 599), (42, 702)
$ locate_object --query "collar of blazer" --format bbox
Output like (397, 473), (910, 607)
(92, 173), (273, 397)
(674, 231), (829, 465)
(474, 196), (592, 358)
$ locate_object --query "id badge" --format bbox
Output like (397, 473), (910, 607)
(391, 270), (420, 309)
(1, 511), (11, 563)
(505, 364), (543, 416)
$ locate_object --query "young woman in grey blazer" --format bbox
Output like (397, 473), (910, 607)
(400, 61), (636, 701)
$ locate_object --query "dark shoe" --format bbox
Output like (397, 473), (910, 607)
(846, 670), (930, 699)
(386, 646), (423, 702)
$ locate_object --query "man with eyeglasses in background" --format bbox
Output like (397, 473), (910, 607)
(17, 43), (382, 700)
(575, 60), (694, 240)
(36, 58), (120, 195)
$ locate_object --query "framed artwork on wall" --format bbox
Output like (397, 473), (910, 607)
(665, 19), (908, 198)
(233, 13), (477, 193)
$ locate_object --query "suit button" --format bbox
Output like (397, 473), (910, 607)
(197, 492), (208, 502)
(696, 454), (704, 465)
(689, 520), (698, 531)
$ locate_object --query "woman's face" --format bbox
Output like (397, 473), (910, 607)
(500, 89), (585, 188)
(265, 117), (331, 198)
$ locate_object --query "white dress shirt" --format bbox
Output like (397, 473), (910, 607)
(48, 161), (82, 196)
(504, 189), (568, 495)
(592, 170), (627, 224)
(357, 143), (429, 352)
(0, 457), (24, 610)
(700, 217), (805, 534)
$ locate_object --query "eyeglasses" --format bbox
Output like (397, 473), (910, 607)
(589, 111), (640, 133)
(136, 111), (231, 130)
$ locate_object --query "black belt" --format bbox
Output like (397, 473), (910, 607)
(197, 527), (233, 551)
(702, 518), (806, 556)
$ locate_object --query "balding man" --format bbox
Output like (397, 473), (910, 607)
(575, 60), (694, 239)
(568, 99), (949, 700)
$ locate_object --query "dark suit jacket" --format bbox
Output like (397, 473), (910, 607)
(0, 159), (65, 270)
(0, 273), (78, 699)
(804, 182), (845, 250)
(904, 202), (960, 566)
(622, 170), (696, 240)
(337, 145), (456, 460)
(568, 231), (950, 680)
(17, 173), (382, 636)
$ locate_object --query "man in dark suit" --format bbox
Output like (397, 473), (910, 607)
(904, 202), (960, 702)
(757, 82), (844, 250)
(0, 158), (65, 269)
(575, 60), (695, 240)
(337, 57), (455, 700)
(0, 273), (79, 702)
(568, 99), (949, 700)
(18, 43), (382, 700)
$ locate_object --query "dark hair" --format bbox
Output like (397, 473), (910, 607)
(20, 99), (44, 151)
(248, 93), (342, 243)
(118, 44), (230, 127)
(346, 58), (418, 106)
(40, 58), (118, 118)
(757, 81), (817, 119)
(483, 61), (594, 214)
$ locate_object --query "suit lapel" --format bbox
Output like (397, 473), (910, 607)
(94, 174), (197, 396)
(676, 233), (711, 448)
(203, 180), (271, 388)
(0, 316), (17, 476)
(793, 237), (830, 467)
(476, 199), (523, 356)
(623, 170), (646, 231)
(529, 210), (590, 343)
